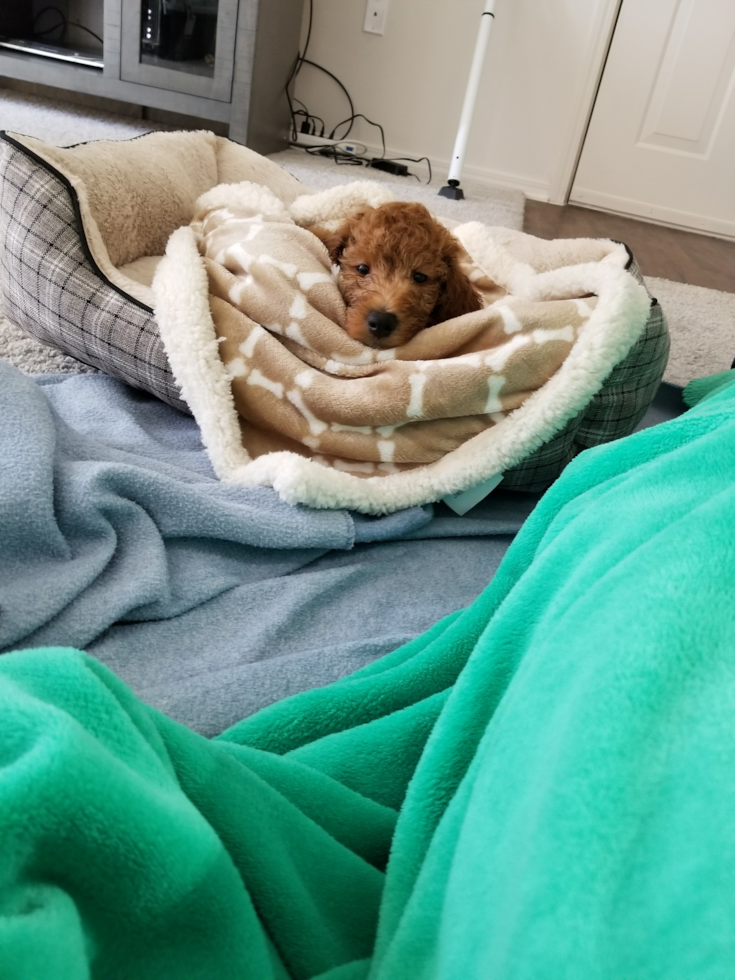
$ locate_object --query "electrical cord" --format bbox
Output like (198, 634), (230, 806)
(300, 59), (356, 137)
(293, 98), (325, 132)
(330, 112), (385, 157)
(285, 0), (431, 183)
(307, 146), (365, 167)
(387, 156), (433, 184)
(284, 71), (301, 141)
(285, 0), (314, 140)
(311, 140), (369, 156)
(33, 8), (103, 48)
(298, 0), (314, 78)
(70, 23), (104, 46)
(285, 0), (359, 143)
(293, 107), (327, 137)
(33, 7), (66, 41)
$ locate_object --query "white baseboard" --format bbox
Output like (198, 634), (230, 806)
(327, 138), (550, 201)
(570, 187), (735, 241)
(459, 162), (549, 201)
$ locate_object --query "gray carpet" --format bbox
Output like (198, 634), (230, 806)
(0, 86), (173, 144)
(1, 86), (733, 387)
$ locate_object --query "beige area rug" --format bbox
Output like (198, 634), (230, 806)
(1, 86), (733, 388)
(644, 277), (735, 386)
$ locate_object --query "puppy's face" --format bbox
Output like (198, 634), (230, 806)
(317, 202), (482, 348)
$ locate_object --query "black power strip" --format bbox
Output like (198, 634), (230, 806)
(370, 158), (408, 176)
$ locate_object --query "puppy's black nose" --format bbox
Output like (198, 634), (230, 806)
(366, 310), (398, 339)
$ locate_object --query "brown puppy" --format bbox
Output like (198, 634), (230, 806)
(314, 201), (483, 348)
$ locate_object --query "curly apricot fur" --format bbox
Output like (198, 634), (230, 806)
(313, 202), (483, 348)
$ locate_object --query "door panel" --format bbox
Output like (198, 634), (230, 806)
(571, 0), (735, 238)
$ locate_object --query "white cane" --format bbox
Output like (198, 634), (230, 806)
(439, 0), (497, 200)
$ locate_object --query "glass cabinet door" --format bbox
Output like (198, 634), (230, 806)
(121, 0), (238, 101)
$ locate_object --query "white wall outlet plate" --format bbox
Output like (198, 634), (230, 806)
(363, 0), (389, 35)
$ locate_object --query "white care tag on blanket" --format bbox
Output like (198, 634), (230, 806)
(442, 473), (504, 516)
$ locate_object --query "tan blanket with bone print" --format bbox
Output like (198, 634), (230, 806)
(153, 179), (652, 513)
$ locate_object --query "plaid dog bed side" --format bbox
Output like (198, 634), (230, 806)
(0, 134), (188, 413)
(501, 256), (670, 492)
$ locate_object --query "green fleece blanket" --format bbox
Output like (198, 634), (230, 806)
(2, 372), (735, 980)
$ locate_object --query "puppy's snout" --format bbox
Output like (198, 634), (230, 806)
(366, 310), (398, 339)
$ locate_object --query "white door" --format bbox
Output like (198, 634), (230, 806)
(571, 0), (735, 239)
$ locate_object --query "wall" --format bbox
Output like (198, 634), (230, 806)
(292, 0), (618, 200)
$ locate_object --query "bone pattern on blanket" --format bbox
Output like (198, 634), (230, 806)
(196, 186), (591, 470)
(154, 179), (656, 512)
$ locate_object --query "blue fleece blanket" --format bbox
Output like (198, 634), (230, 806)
(0, 362), (530, 733)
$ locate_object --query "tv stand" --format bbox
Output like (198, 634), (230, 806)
(0, 0), (303, 154)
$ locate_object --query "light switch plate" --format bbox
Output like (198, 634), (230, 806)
(364, 0), (389, 35)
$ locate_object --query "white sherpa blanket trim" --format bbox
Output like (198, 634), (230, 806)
(194, 181), (294, 222)
(153, 189), (650, 514)
(153, 226), (251, 473)
(289, 180), (396, 231)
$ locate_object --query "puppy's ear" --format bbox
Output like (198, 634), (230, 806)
(432, 249), (483, 324)
(311, 212), (364, 265)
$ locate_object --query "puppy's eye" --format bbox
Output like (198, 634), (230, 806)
(412, 272), (428, 284)
(356, 264), (370, 275)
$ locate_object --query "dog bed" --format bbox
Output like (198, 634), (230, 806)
(0, 130), (669, 513)
(0, 129), (306, 414)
